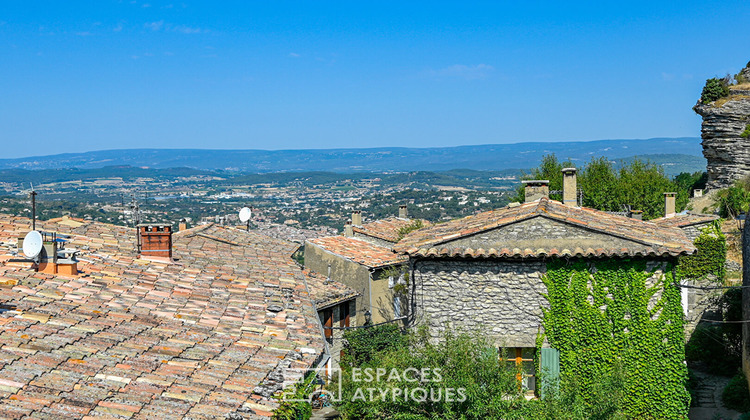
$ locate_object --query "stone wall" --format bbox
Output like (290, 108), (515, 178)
(409, 258), (670, 348)
(449, 217), (648, 252)
(743, 213), (750, 392)
(410, 259), (547, 347)
(695, 85), (750, 190)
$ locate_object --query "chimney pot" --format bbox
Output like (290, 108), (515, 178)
(351, 211), (362, 226)
(630, 210), (643, 220)
(522, 180), (550, 203)
(398, 205), (408, 219)
(664, 193), (677, 218)
(562, 168), (577, 206)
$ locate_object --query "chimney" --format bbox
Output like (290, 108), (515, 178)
(562, 168), (577, 206)
(26, 231), (79, 276)
(138, 223), (173, 259)
(344, 221), (353, 237)
(522, 180), (550, 203)
(664, 193), (677, 218)
(398, 205), (408, 219)
(630, 210), (643, 220)
(351, 210), (362, 226)
(178, 219), (187, 231)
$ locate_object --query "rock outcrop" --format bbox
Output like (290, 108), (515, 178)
(694, 64), (750, 190)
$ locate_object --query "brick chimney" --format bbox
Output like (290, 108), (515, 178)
(664, 193), (677, 218)
(398, 205), (408, 219)
(138, 223), (173, 258)
(562, 168), (577, 206)
(343, 221), (354, 237)
(351, 211), (362, 226)
(522, 180), (550, 203)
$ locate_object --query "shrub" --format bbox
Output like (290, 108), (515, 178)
(741, 123), (750, 139)
(714, 185), (750, 219)
(721, 372), (750, 412)
(342, 323), (408, 367)
(700, 77), (730, 103)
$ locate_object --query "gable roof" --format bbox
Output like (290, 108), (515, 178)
(307, 236), (407, 269)
(650, 212), (720, 229)
(352, 217), (428, 243)
(393, 198), (696, 259)
(0, 216), (349, 418)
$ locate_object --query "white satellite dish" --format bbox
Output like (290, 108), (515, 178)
(23, 231), (43, 259)
(239, 207), (252, 223)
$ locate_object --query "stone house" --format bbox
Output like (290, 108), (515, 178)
(393, 169), (697, 395)
(304, 207), (424, 327)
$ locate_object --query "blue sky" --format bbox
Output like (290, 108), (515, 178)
(1, 1), (749, 158)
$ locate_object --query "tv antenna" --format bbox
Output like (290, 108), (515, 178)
(22, 230), (43, 262)
(29, 183), (37, 231)
(239, 207), (252, 230)
(129, 194), (142, 227)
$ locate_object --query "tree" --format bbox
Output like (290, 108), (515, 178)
(578, 157), (619, 212)
(517, 155), (690, 219)
(699, 77), (730, 104)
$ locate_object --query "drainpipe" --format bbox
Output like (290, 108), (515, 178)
(367, 269), (374, 324)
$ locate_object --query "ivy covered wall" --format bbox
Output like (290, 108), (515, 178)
(541, 259), (690, 419)
(677, 221), (726, 282)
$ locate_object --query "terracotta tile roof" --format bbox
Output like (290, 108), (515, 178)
(307, 236), (407, 269)
(393, 198), (697, 259)
(352, 217), (429, 243)
(0, 216), (351, 418)
(303, 270), (358, 310)
(651, 212), (720, 229)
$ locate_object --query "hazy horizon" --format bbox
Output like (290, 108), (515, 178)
(3, 1), (747, 158)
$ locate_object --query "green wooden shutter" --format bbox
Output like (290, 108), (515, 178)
(540, 347), (560, 399)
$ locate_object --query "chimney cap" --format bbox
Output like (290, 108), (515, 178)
(562, 167), (577, 174)
(521, 180), (549, 185)
(663, 192), (677, 197)
(137, 223), (173, 227)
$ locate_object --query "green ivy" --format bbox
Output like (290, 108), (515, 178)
(541, 259), (690, 419)
(677, 221), (726, 282)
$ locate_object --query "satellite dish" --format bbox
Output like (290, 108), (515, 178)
(23, 231), (43, 259)
(239, 207), (252, 223)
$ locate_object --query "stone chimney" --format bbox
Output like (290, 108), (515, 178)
(630, 210), (643, 220)
(562, 168), (577, 206)
(343, 221), (353, 237)
(398, 205), (408, 219)
(522, 180), (550, 203)
(178, 219), (187, 231)
(138, 223), (173, 258)
(664, 193), (677, 218)
(351, 210), (362, 226)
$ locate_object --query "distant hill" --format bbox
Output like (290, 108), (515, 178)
(0, 137), (704, 173)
